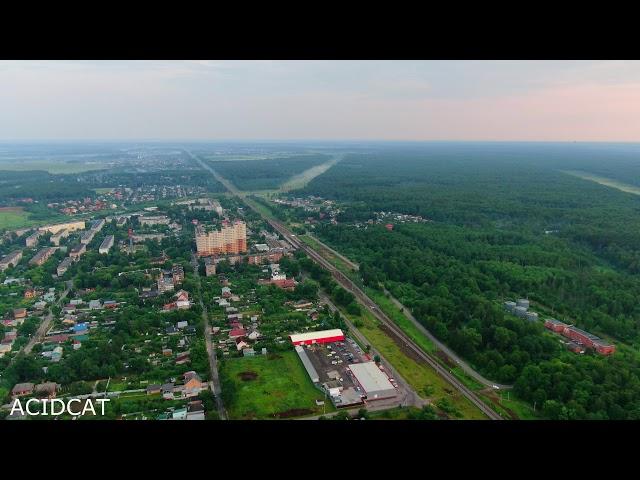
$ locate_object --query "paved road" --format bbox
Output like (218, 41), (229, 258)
(190, 152), (503, 420)
(303, 234), (512, 390)
(191, 252), (228, 420)
(9, 284), (71, 362)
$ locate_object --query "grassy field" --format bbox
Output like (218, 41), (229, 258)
(368, 406), (423, 420)
(92, 187), (115, 194)
(0, 207), (34, 230)
(0, 160), (107, 174)
(339, 305), (487, 420)
(220, 351), (334, 419)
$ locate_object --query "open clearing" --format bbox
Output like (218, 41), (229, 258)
(220, 351), (334, 419)
(563, 170), (640, 196)
(279, 156), (341, 192)
(0, 160), (106, 174)
(0, 207), (33, 230)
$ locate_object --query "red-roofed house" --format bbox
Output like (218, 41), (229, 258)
(229, 328), (246, 339)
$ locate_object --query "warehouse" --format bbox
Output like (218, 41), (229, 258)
(348, 362), (396, 401)
(289, 329), (344, 346)
(295, 345), (320, 383)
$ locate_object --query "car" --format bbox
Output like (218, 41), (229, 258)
(492, 385), (500, 390)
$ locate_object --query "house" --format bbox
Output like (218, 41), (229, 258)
(24, 288), (36, 299)
(162, 348), (173, 356)
(165, 326), (178, 335)
(103, 300), (118, 309)
(175, 290), (189, 302)
(229, 328), (246, 339)
(34, 382), (58, 399)
(146, 384), (162, 395)
(11, 382), (34, 398)
(187, 400), (205, 420)
(235, 338), (249, 351)
(243, 348), (256, 356)
(13, 308), (27, 320)
(50, 346), (63, 362)
(183, 371), (204, 398)
(247, 330), (261, 341)
(177, 321), (188, 329)
(172, 407), (188, 420)
(161, 383), (175, 399)
(294, 300), (314, 309)
(217, 298), (230, 307)
(89, 299), (102, 310)
(176, 352), (190, 365)
(45, 334), (70, 344)
(221, 287), (232, 298)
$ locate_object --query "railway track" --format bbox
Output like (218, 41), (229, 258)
(190, 151), (504, 420)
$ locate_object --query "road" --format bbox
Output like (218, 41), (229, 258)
(303, 233), (512, 389)
(316, 289), (426, 411)
(191, 252), (228, 420)
(190, 152), (503, 420)
(9, 282), (71, 362)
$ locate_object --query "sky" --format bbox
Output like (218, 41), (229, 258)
(1, 60), (640, 142)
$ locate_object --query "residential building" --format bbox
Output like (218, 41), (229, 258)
(50, 229), (69, 246)
(11, 383), (34, 398)
(39, 220), (85, 234)
(69, 244), (86, 259)
(139, 215), (170, 226)
(25, 231), (41, 247)
(57, 256), (74, 276)
(99, 235), (114, 254)
(172, 265), (184, 284)
(204, 257), (216, 276)
(0, 250), (23, 271)
(195, 220), (247, 256)
(29, 247), (56, 266)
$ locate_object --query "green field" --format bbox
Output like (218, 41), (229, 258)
(220, 351), (334, 419)
(0, 207), (33, 230)
(0, 160), (106, 174)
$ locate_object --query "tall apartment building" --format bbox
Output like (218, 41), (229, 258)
(0, 251), (23, 271)
(195, 220), (247, 256)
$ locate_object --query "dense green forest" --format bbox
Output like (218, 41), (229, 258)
(297, 147), (640, 419)
(0, 171), (96, 202)
(206, 154), (330, 190)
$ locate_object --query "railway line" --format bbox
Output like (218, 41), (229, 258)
(189, 151), (504, 420)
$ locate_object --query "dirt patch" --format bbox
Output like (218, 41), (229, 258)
(434, 349), (457, 368)
(0, 207), (23, 212)
(238, 371), (258, 381)
(266, 353), (282, 361)
(274, 408), (315, 419)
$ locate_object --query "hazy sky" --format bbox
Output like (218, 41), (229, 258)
(2, 60), (640, 141)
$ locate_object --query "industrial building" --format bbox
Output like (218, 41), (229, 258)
(290, 329), (345, 346)
(295, 345), (320, 383)
(195, 220), (247, 256)
(348, 362), (397, 401)
(0, 250), (23, 271)
(544, 319), (615, 355)
(99, 235), (115, 254)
